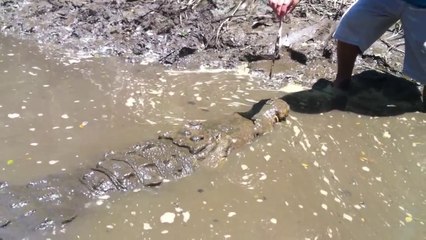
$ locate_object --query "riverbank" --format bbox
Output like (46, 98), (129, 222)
(0, 0), (407, 89)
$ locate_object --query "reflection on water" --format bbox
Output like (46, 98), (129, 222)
(0, 36), (425, 239)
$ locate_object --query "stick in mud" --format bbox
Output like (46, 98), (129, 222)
(269, 20), (283, 79)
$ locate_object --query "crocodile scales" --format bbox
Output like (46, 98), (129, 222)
(0, 98), (290, 239)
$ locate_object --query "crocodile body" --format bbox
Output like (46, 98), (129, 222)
(0, 98), (289, 239)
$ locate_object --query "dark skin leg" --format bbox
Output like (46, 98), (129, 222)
(333, 40), (362, 90)
(423, 86), (426, 112)
(423, 86), (425, 100)
(335, 40), (426, 112)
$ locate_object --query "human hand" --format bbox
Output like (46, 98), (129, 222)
(268, 0), (300, 20)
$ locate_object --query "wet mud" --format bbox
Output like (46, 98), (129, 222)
(1, 0), (425, 239)
(1, 88), (289, 239)
(1, 35), (425, 240)
(0, 0), (279, 68)
(1, 0), (408, 88)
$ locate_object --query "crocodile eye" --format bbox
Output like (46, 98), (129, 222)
(274, 115), (279, 122)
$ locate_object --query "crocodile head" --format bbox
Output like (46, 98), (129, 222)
(252, 98), (290, 135)
(262, 98), (290, 122)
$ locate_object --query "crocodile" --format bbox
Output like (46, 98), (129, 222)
(0, 98), (290, 239)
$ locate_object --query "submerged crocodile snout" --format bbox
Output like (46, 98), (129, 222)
(269, 98), (290, 121)
(251, 98), (290, 135)
(253, 98), (290, 123)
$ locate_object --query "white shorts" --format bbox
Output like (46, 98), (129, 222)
(334, 0), (426, 84)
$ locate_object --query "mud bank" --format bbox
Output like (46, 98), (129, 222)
(0, 0), (277, 66)
(1, 0), (409, 89)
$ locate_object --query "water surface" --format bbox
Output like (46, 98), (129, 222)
(0, 36), (425, 239)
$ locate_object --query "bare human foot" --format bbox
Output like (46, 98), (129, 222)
(333, 40), (362, 91)
(332, 78), (351, 90)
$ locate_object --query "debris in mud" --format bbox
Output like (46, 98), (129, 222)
(2, 0), (268, 68)
(0, 1), (328, 67)
(0, 0), (409, 88)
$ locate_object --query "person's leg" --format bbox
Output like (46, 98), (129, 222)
(400, 5), (426, 107)
(332, 0), (402, 89)
(423, 86), (425, 99)
(399, 4), (426, 112)
(333, 40), (361, 90)
(423, 86), (426, 112)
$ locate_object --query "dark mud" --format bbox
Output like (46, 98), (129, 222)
(1, 0), (410, 90)
(0, 0), (279, 68)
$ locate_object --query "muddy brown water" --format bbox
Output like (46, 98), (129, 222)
(1, 36), (425, 239)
